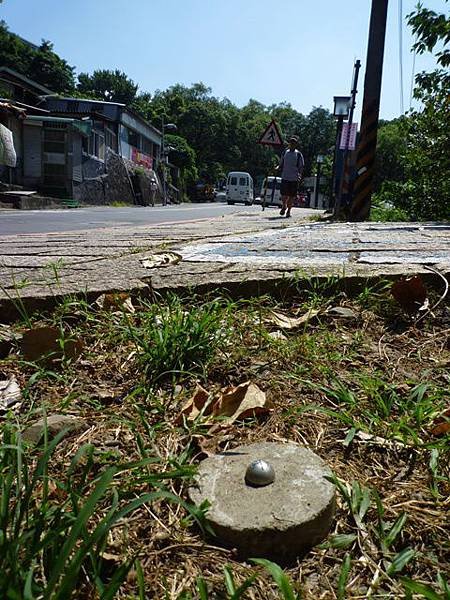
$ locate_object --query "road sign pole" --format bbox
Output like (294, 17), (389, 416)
(350, 0), (389, 221)
(314, 160), (322, 209)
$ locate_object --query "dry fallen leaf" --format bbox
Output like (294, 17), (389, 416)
(176, 384), (212, 424)
(0, 377), (22, 417)
(0, 324), (22, 359)
(214, 381), (270, 423)
(391, 276), (428, 314)
(268, 330), (287, 341)
(176, 381), (271, 427)
(266, 308), (320, 330)
(431, 422), (450, 437)
(21, 326), (83, 364)
(141, 252), (181, 269)
(96, 293), (135, 313)
(430, 408), (450, 437)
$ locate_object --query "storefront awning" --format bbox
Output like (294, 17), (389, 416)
(25, 115), (92, 137)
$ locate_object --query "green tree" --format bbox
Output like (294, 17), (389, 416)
(0, 23), (75, 93)
(374, 118), (407, 192)
(385, 2), (450, 220)
(0, 21), (33, 75)
(165, 133), (198, 196)
(298, 107), (335, 176)
(28, 40), (75, 92)
(77, 69), (138, 104)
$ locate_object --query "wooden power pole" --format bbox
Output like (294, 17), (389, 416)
(350, 0), (389, 221)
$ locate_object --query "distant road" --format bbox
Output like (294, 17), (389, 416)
(0, 203), (248, 235)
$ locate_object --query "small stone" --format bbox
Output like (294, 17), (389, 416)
(23, 414), (86, 444)
(327, 307), (357, 319)
(189, 442), (335, 560)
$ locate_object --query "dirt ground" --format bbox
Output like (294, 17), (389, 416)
(1, 277), (449, 599)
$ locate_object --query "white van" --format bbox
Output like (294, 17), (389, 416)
(260, 176), (282, 207)
(226, 171), (254, 205)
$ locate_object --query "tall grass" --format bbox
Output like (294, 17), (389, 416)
(126, 295), (231, 383)
(0, 422), (201, 599)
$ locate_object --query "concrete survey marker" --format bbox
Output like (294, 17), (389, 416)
(189, 442), (335, 560)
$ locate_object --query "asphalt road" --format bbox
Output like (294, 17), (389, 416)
(0, 202), (252, 235)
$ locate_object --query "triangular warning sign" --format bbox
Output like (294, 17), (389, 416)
(257, 119), (283, 146)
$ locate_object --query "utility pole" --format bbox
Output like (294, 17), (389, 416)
(350, 0), (389, 221)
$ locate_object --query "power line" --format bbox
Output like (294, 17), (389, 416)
(399, 0), (404, 114)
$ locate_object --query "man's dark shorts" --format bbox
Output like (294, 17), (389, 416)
(280, 179), (298, 197)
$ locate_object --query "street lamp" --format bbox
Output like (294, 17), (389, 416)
(330, 96), (351, 210)
(313, 154), (325, 209)
(161, 119), (177, 206)
(333, 96), (351, 118)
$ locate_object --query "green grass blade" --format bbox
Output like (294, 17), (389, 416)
(136, 559), (146, 600)
(44, 467), (116, 597)
(337, 553), (351, 600)
(224, 565), (236, 595)
(99, 559), (134, 600)
(251, 558), (299, 600)
(401, 578), (442, 600)
(384, 513), (407, 548)
(387, 548), (415, 575)
(196, 576), (209, 600)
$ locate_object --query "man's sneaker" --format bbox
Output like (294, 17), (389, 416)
(286, 210), (291, 218)
(279, 207), (286, 216)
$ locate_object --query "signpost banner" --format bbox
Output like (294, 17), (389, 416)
(131, 148), (153, 169)
(257, 119), (283, 147)
(340, 122), (358, 151)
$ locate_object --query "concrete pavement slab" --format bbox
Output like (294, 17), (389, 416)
(0, 210), (449, 321)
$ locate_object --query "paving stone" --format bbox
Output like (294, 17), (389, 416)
(189, 442), (335, 561)
(0, 214), (449, 322)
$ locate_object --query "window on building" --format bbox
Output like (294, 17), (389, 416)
(105, 127), (117, 152)
(85, 131), (105, 160)
(127, 128), (139, 148)
(94, 132), (105, 160)
(43, 129), (66, 154)
(141, 137), (152, 156)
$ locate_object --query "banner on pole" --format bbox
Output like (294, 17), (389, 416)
(340, 122), (358, 150)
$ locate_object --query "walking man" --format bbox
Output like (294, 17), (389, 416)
(277, 135), (304, 218)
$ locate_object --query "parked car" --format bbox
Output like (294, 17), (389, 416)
(214, 189), (227, 202)
(226, 171), (254, 205)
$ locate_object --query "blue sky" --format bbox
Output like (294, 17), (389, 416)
(1, 0), (447, 121)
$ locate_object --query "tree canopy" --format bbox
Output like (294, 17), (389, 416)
(0, 22), (75, 92)
(374, 1), (450, 220)
(77, 69), (138, 104)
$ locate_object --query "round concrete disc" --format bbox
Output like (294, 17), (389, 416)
(189, 442), (335, 560)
